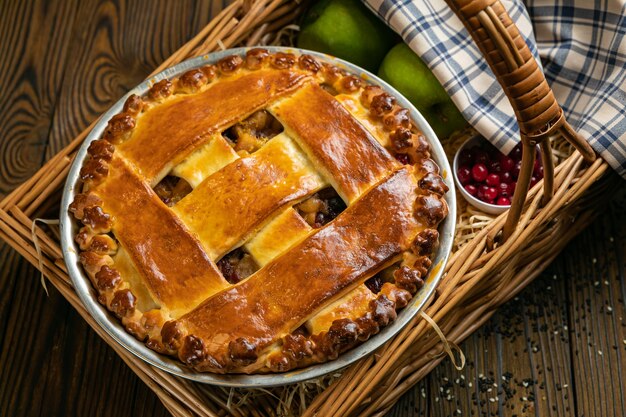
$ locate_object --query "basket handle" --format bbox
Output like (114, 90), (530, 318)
(443, 0), (596, 242)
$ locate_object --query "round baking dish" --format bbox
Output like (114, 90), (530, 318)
(59, 46), (456, 387)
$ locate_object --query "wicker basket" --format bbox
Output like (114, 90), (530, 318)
(0, 0), (621, 416)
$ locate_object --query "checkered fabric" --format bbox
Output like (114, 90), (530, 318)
(365, 0), (626, 179)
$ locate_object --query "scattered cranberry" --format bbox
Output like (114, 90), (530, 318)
(464, 184), (478, 196)
(496, 197), (511, 206)
(457, 166), (472, 185)
(472, 163), (488, 182)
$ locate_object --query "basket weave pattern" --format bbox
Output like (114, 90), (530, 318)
(0, 1), (620, 416)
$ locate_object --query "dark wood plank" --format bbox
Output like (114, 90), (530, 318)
(36, 0), (225, 413)
(565, 194), (626, 417)
(387, 378), (429, 417)
(393, 185), (625, 417)
(0, 2), (84, 416)
(45, 0), (226, 156)
(0, 246), (56, 417)
(0, 0), (80, 197)
(0, 1), (224, 417)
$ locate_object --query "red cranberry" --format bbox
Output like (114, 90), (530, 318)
(510, 143), (523, 161)
(512, 160), (522, 179)
(484, 187), (499, 201)
(499, 155), (515, 172)
(488, 160), (501, 173)
(477, 184), (489, 200)
(500, 171), (514, 184)
(486, 173), (500, 187)
(472, 163), (488, 182)
(474, 149), (489, 164)
(459, 148), (474, 166)
(464, 184), (478, 196)
(457, 166), (472, 185)
(533, 159), (544, 177)
(530, 176), (539, 187)
(496, 197), (511, 206)
(485, 144), (500, 160)
(457, 141), (534, 207)
(498, 182), (512, 197)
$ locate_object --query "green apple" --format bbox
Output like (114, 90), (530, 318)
(297, 0), (398, 72)
(421, 100), (468, 139)
(378, 43), (467, 138)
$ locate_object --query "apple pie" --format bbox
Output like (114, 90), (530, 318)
(69, 49), (449, 374)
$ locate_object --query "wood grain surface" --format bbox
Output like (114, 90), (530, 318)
(0, 1), (625, 416)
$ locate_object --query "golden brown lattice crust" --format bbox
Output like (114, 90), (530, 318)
(117, 69), (308, 185)
(71, 49), (449, 374)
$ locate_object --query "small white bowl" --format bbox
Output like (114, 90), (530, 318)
(453, 135), (510, 215)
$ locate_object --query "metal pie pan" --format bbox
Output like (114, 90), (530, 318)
(60, 46), (456, 387)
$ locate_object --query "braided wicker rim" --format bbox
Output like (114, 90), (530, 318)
(0, 1), (619, 416)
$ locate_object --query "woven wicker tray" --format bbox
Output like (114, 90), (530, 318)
(0, 1), (621, 416)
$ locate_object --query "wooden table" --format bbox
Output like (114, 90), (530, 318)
(1, 1), (624, 416)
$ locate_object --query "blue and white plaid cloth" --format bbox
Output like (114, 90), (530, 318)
(365, 0), (626, 179)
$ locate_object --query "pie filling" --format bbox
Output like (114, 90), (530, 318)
(70, 49), (449, 374)
(223, 109), (284, 154)
(295, 187), (347, 228)
(216, 247), (260, 284)
(154, 175), (193, 206)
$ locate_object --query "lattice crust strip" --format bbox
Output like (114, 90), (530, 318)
(69, 49), (449, 374)
(172, 132), (327, 262)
